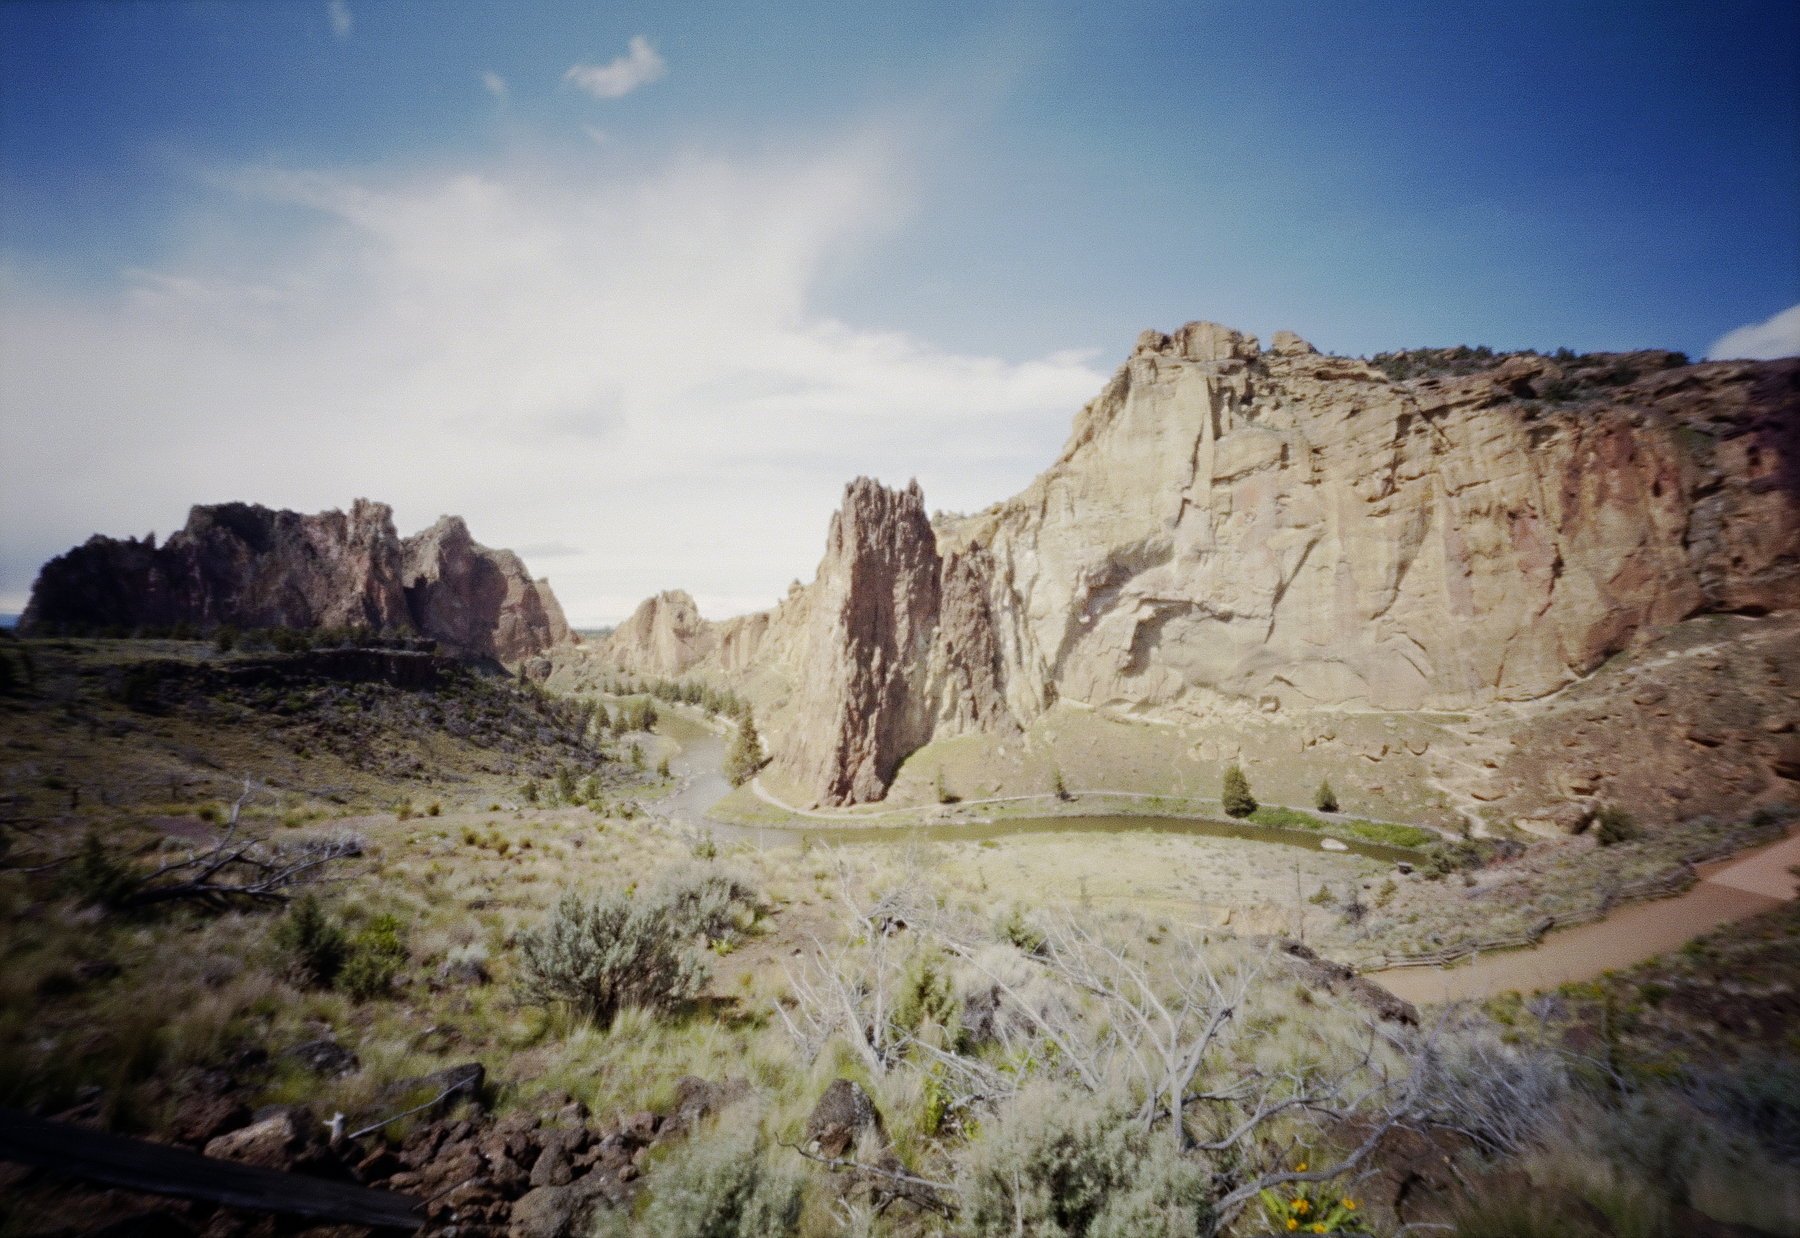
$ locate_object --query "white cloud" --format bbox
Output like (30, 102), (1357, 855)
(1707, 303), (1800, 360)
(0, 131), (1105, 624)
(327, 0), (352, 40)
(565, 36), (667, 100)
(481, 71), (508, 99)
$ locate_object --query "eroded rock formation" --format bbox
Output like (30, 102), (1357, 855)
(401, 516), (575, 663)
(22, 501), (575, 664)
(602, 590), (717, 676)
(572, 325), (1798, 813)
(765, 480), (1020, 805)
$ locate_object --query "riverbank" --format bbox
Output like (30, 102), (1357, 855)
(1374, 829), (1800, 1003)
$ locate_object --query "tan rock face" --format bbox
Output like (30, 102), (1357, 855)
(591, 327), (1796, 811)
(602, 589), (716, 676)
(947, 332), (1796, 723)
(24, 501), (575, 665)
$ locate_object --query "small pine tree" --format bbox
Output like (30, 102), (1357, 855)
(1051, 767), (1070, 801)
(723, 714), (766, 787)
(1221, 764), (1257, 818)
(936, 767), (958, 805)
(274, 894), (349, 987)
(1314, 778), (1339, 814)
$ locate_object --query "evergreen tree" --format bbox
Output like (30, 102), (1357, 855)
(723, 713), (766, 787)
(1314, 778), (1339, 814)
(1221, 764), (1257, 818)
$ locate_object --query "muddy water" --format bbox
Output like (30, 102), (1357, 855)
(1375, 833), (1800, 1004)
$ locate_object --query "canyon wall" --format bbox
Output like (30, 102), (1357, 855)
(22, 501), (576, 664)
(574, 324), (1799, 808)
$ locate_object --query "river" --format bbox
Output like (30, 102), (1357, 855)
(652, 715), (1798, 1001)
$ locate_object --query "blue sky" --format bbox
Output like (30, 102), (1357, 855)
(3, 1), (1797, 623)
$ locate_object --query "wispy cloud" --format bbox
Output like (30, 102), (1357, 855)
(0, 132), (1105, 624)
(1707, 303), (1800, 360)
(327, 0), (352, 40)
(565, 36), (667, 100)
(481, 70), (508, 99)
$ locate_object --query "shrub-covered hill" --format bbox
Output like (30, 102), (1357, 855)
(0, 633), (663, 824)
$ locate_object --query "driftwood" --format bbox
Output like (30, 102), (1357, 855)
(0, 1107), (421, 1229)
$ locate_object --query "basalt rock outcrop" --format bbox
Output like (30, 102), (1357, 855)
(22, 501), (575, 665)
(401, 515), (575, 663)
(574, 324), (1799, 811)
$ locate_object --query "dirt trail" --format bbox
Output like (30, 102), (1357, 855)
(1375, 831), (1800, 1004)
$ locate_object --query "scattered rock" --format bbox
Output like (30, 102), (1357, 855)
(169, 1094), (252, 1147)
(284, 1040), (360, 1077)
(803, 1079), (886, 1158)
(203, 1108), (348, 1179)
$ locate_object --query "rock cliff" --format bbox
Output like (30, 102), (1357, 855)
(571, 324), (1798, 815)
(401, 516), (575, 663)
(22, 501), (576, 665)
(950, 328), (1797, 723)
(770, 479), (1019, 806)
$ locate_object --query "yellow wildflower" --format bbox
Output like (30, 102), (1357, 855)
(1344, 1199), (1357, 1210)
(1285, 1222), (1298, 1232)
(1296, 1163), (1308, 1171)
(1312, 1226), (1327, 1234)
(1292, 1199), (1310, 1214)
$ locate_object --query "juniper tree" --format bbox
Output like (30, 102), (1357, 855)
(1314, 778), (1339, 814)
(1222, 764), (1257, 818)
(723, 713), (766, 787)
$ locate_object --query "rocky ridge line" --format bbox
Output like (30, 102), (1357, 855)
(22, 501), (575, 665)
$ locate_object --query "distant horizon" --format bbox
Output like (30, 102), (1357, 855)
(4, 1), (1795, 625)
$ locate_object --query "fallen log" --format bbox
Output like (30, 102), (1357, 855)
(0, 1108), (421, 1230)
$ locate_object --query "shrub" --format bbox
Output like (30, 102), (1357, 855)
(1221, 764), (1256, 818)
(1593, 806), (1638, 846)
(891, 946), (960, 1040)
(956, 1082), (1211, 1238)
(58, 832), (141, 910)
(274, 894), (349, 987)
(213, 624), (239, 653)
(339, 912), (407, 1000)
(995, 904), (1046, 955)
(651, 864), (759, 945)
(117, 663), (163, 713)
(517, 874), (733, 1026)
(1314, 778), (1338, 814)
(595, 1121), (801, 1238)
